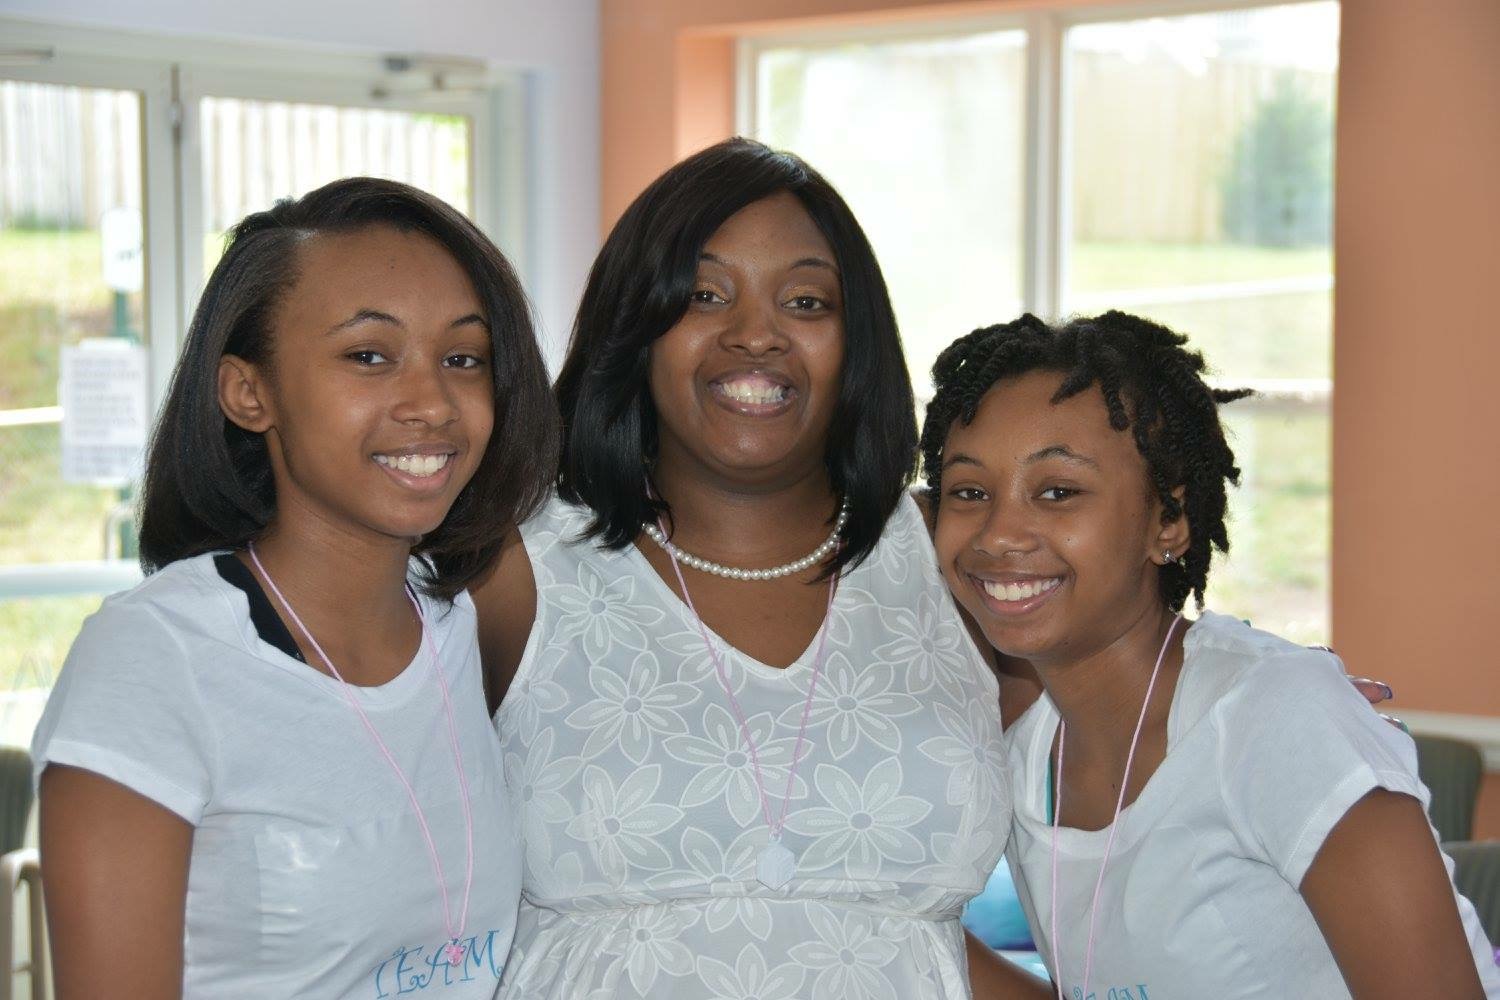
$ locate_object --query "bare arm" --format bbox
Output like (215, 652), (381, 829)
(966, 929), (1053, 1000)
(41, 765), (192, 1000)
(1301, 788), (1485, 999)
(469, 528), (539, 716)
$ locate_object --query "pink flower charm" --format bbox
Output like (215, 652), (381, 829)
(443, 940), (466, 966)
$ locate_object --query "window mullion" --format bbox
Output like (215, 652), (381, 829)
(1023, 11), (1064, 322)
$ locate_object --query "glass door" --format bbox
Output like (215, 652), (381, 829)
(0, 75), (157, 744)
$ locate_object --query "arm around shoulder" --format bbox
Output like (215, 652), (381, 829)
(41, 765), (192, 1000)
(469, 528), (539, 716)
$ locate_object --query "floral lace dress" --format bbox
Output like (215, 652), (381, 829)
(494, 495), (1011, 999)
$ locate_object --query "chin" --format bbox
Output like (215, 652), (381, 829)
(971, 614), (1061, 662)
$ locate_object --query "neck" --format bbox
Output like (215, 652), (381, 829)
(648, 456), (839, 567)
(247, 499), (417, 639)
(1035, 603), (1185, 766)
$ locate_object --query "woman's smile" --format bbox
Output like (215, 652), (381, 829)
(706, 367), (797, 417)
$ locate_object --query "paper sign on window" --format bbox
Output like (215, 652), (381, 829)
(59, 339), (149, 487)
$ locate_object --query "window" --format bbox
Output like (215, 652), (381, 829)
(747, 1), (1338, 643)
(751, 29), (1027, 399)
(0, 23), (523, 736)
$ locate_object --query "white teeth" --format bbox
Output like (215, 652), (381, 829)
(719, 380), (789, 405)
(375, 453), (451, 478)
(982, 577), (1060, 602)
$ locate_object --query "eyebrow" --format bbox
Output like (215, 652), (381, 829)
(698, 251), (839, 274)
(326, 310), (488, 334)
(941, 444), (1100, 471)
(942, 451), (984, 471)
(1025, 444), (1100, 469)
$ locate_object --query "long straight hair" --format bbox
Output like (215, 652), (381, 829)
(555, 138), (917, 575)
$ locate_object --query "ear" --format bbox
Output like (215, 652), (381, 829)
(1153, 485), (1191, 566)
(218, 355), (274, 433)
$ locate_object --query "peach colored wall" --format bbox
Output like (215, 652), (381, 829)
(1333, 0), (1500, 838)
(1332, 1), (1500, 719)
(601, 0), (1500, 834)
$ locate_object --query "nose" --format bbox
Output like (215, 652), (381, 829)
(391, 358), (460, 427)
(717, 296), (790, 358)
(971, 496), (1039, 559)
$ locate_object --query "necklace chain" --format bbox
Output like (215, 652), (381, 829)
(1048, 614), (1182, 1000)
(658, 514), (839, 889)
(247, 544), (476, 966)
(643, 501), (850, 580)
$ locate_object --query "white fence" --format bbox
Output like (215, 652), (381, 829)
(0, 80), (470, 231)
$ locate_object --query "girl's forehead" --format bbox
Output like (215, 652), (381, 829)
(948, 372), (1138, 466)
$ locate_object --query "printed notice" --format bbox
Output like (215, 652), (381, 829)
(60, 339), (149, 486)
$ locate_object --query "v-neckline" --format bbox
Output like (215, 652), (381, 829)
(625, 538), (842, 680)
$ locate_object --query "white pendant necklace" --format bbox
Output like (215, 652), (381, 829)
(1048, 614), (1182, 1000)
(657, 514), (840, 890)
(643, 501), (849, 581)
(248, 544), (476, 966)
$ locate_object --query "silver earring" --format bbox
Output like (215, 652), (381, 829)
(1163, 549), (1178, 565)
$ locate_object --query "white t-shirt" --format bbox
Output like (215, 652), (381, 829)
(32, 553), (522, 999)
(1004, 611), (1500, 999)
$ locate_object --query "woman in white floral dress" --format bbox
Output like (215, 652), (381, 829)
(472, 139), (1048, 999)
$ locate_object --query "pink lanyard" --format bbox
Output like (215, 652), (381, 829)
(247, 544), (476, 966)
(1049, 613), (1182, 999)
(658, 517), (839, 888)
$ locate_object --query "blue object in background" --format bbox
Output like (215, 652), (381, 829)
(962, 859), (1035, 950)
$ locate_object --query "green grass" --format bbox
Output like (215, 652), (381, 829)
(0, 229), (135, 687)
(0, 229), (143, 409)
(0, 596), (103, 690)
(1207, 407), (1331, 645)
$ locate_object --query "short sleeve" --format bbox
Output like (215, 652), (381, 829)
(32, 600), (218, 823)
(1216, 649), (1424, 888)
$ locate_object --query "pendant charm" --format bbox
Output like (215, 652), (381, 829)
(757, 838), (797, 889)
(443, 939), (466, 966)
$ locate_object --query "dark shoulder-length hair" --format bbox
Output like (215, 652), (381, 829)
(555, 137), (916, 575)
(138, 176), (559, 600)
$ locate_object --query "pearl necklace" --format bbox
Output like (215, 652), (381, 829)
(641, 501), (850, 580)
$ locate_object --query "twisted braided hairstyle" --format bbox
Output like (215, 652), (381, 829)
(918, 311), (1252, 612)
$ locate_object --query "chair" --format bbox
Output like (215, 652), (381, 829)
(1445, 841), (1500, 948)
(1414, 734), (1484, 844)
(0, 747), (44, 1000)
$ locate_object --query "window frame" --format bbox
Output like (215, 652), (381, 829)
(0, 16), (528, 602)
(736, 0), (1336, 411)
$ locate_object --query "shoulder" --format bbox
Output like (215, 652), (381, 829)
(76, 555), (238, 663)
(1177, 611), (1351, 726)
(518, 492), (593, 552)
(1183, 610), (1418, 798)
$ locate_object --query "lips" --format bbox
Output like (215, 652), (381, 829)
(980, 577), (1061, 602)
(371, 443), (460, 489)
(707, 369), (797, 416)
(969, 572), (1065, 617)
(374, 452), (452, 478)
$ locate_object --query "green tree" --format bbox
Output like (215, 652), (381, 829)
(1222, 78), (1333, 248)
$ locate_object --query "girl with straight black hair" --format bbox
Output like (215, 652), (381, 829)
(138, 177), (557, 597)
(36, 177), (557, 999)
(475, 139), (1050, 998)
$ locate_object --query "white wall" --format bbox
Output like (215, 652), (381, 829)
(0, 0), (601, 365)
